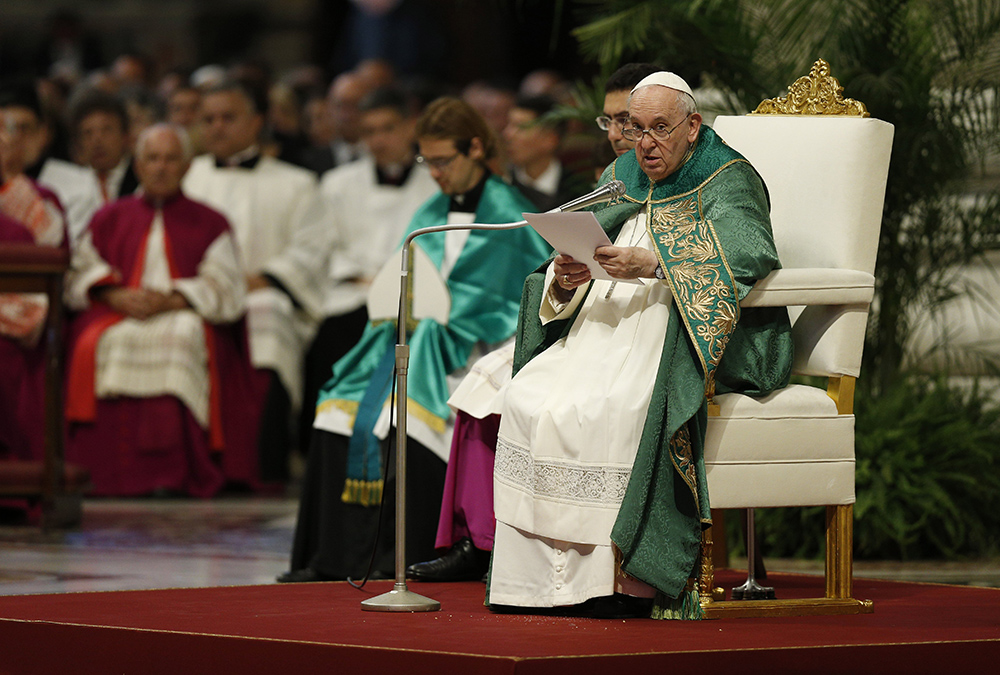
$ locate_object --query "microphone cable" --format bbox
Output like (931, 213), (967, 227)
(346, 363), (398, 591)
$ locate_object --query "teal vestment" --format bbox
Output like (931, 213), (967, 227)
(316, 175), (550, 503)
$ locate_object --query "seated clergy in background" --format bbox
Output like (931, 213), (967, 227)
(487, 72), (793, 619)
(0, 87), (67, 466)
(503, 94), (590, 212)
(0, 214), (50, 465)
(276, 87), (439, 446)
(41, 89), (141, 245)
(64, 124), (261, 497)
(278, 97), (551, 583)
(183, 80), (328, 484)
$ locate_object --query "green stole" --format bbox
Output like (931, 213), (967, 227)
(317, 174), (548, 505)
(512, 127), (793, 617)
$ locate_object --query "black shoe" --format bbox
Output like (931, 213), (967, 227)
(579, 593), (654, 619)
(488, 603), (573, 616)
(276, 567), (337, 583)
(405, 537), (490, 582)
(490, 594), (652, 619)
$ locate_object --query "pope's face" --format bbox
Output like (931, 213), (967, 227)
(628, 86), (702, 183)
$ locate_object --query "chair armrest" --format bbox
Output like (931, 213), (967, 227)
(740, 268), (874, 307)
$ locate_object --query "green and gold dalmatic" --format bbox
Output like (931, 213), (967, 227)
(512, 126), (794, 618)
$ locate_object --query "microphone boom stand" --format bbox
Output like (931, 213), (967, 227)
(360, 218), (530, 612)
(361, 181), (624, 612)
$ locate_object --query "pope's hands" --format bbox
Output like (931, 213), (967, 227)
(553, 254), (591, 292)
(593, 245), (658, 279)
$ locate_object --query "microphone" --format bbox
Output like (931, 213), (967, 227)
(549, 179), (626, 213)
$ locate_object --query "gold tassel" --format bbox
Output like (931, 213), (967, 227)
(341, 479), (384, 507)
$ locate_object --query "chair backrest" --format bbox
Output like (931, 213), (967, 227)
(712, 114), (893, 378)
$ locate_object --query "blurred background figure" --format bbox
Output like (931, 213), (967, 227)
(300, 70), (378, 176)
(502, 93), (590, 212)
(166, 83), (203, 153)
(461, 80), (515, 174)
(64, 124), (260, 497)
(0, 80), (67, 472)
(183, 80), (327, 487)
(294, 86), (438, 451)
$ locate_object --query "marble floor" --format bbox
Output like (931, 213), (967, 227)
(1, 497), (998, 597)
(0, 497), (298, 596)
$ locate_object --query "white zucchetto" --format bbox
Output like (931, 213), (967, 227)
(630, 71), (695, 100)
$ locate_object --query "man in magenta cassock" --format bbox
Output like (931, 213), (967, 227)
(64, 124), (262, 497)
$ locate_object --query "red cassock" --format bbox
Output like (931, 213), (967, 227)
(65, 193), (265, 497)
(0, 214), (47, 463)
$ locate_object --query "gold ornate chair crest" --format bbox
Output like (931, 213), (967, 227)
(700, 59), (894, 618)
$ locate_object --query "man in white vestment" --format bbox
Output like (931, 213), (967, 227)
(271, 87), (438, 443)
(182, 80), (328, 482)
(41, 90), (140, 243)
(488, 72), (793, 619)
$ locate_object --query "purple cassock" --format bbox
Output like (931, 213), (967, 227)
(435, 411), (500, 551)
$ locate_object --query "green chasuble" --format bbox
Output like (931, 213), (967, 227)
(511, 126), (794, 616)
(316, 174), (550, 503)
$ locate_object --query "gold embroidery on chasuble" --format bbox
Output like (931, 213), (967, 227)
(670, 423), (700, 513)
(648, 196), (739, 396)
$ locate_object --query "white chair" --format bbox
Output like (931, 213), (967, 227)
(698, 60), (894, 618)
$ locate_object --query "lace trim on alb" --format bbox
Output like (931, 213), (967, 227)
(495, 435), (632, 506)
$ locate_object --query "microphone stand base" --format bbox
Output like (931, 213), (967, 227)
(361, 583), (441, 612)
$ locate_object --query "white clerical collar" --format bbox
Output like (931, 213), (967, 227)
(220, 145), (261, 168)
(514, 159), (561, 196)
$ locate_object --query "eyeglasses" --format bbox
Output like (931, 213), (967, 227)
(595, 115), (628, 132)
(415, 152), (462, 170)
(621, 114), (691, 142)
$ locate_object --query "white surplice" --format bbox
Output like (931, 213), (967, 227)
(490, 207), (673, 607)
(65, 211), (244, 427)
(268, 156), (438, 320)
(183, 154), (325, 408)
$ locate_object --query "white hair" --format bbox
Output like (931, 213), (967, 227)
(134, 123), (194, 162)
(626, 85), (698, 118)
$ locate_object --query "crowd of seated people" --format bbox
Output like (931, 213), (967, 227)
(0, 48), (607, 512)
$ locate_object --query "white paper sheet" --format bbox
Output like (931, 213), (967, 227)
(523, 211), (644, 284)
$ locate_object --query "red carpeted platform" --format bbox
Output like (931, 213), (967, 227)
(1, 570), (998, 674)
